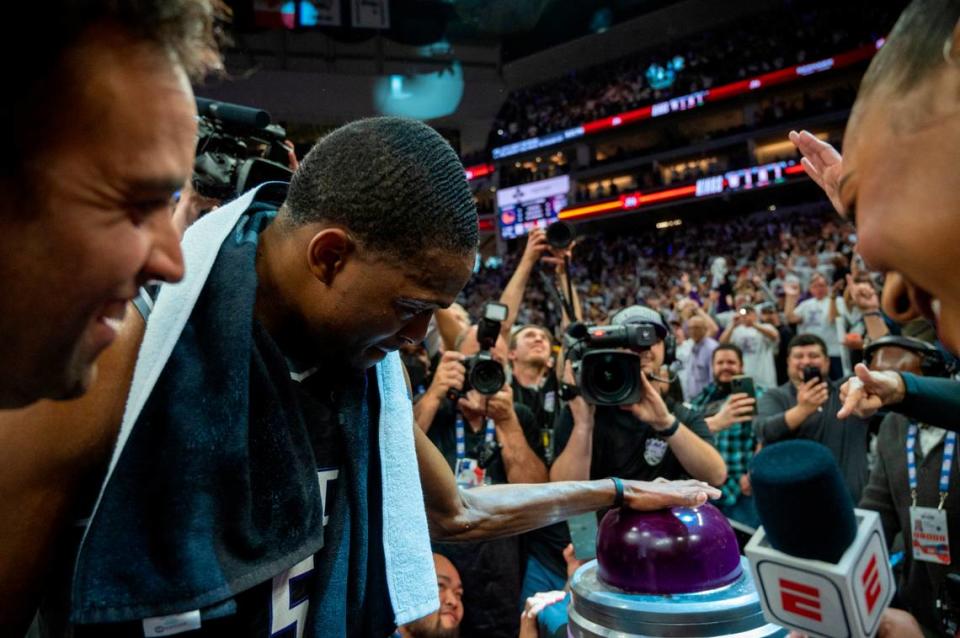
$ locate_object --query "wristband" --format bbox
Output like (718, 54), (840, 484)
(862, 310), (883, 317)
(656, 415), (682, 438)
(611, 477), (624, 508)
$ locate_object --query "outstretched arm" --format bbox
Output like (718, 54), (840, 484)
(414, 423), (719, 542)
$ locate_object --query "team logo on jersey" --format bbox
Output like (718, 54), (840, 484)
(644, 438), (669, 465)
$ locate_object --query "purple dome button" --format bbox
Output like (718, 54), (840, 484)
(596, 503), (742, 594)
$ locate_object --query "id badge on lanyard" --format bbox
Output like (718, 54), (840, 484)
(454, 415), (495, 489)
(907, 424), (955, 565)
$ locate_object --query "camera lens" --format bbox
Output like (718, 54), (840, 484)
(586, 353), (634, 404)
(470, 359), (506, 395)
(546, 221), (574, 249)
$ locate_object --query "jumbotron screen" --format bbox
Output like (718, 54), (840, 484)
(497, 175), (570, 240)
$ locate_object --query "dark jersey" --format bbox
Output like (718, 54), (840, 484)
(54, 329), (390, 638)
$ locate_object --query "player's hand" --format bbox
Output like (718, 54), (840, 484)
(623, 478), (722, 510)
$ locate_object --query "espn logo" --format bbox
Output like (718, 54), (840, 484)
(860, 555), (881, 614)
(780, 578), (822, 622)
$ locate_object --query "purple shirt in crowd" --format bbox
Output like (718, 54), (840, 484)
(684, 337), (718, 400)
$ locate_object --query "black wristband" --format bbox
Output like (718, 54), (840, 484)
(611, 477), (624, 508)
(656, 416), (681, 438)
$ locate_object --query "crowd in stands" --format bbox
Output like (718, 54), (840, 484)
(488, 2), (895, 150)
(462, 202), (861, 337)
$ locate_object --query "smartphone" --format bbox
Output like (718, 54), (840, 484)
(730, 375), (757, 416)
(567, 512), (599, 561)
(802, 365), (822, 384)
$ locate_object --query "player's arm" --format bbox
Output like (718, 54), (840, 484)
(0, 309), (144, 632)
(414, 423), (719, 542)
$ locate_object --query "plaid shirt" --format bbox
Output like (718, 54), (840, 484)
(688, 382), (763, 507)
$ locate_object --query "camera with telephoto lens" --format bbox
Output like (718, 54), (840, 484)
(565, 322), (659, 406)
(193, 98), (295, 200)
(448, 303), (508, 399)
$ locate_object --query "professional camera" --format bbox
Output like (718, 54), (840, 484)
(193, 98), (295, 200)
(449, 302), (509, 399)
(566, 322), (659, 406)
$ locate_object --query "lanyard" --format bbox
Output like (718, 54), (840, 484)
(907, 423), (956, 510)
(455, 414), (496, 461)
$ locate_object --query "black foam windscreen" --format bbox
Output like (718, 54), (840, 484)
(750, 440), (857, 563)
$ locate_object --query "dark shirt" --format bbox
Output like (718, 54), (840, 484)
(426, 399), (544, 638)
(426, 398), (543, 485)
(859, 413), (960, 634)
(754, 380), (869, 502)
(511, 372), (560, 433)
(553, 398), (715, 482)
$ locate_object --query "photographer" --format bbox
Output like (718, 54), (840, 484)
(415, 318), (548, 637)
(509, 325), (561, 432)
(755, 334), (870, 501)
(858, 335), (959, 635)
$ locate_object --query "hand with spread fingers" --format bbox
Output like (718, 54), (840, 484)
(788, 130), (844, 214)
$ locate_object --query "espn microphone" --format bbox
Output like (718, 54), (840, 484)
(745, 440), (894, 638)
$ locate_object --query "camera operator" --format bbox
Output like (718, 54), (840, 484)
(415, 314), (548, 637)
(755, 334), (870, 501)
(0, 1), (222, 409)
(550, 304), (726, 486)
(689, 344), (760, 527)
(858, 334), (960, 635)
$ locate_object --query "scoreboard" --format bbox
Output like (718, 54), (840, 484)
(497, 175), (570, 240)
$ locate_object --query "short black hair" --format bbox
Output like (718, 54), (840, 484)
(283, 117), (478, 261)
(787, 333), (828, 358)
(860, 0), (960, 97)
(2, 1), (225, 178)
(713, 343), (743, 365)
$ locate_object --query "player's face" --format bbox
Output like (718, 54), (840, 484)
(304, 246), (474, 370)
